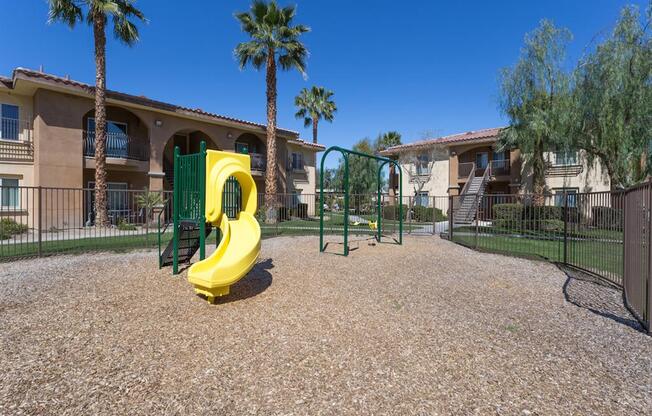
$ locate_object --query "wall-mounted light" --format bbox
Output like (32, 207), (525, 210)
(155, 120), (163, 127)
(227, 132), (234, 139)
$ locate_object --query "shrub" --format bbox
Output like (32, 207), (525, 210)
(592, 206), (623, 230)
(0, 218), (28, 239)
(493, 203), (524, 224)
(538, 219), (565, 232)
(117, 218), (137, 231)
(382, 204), (408, 220)
(523, 205), (562, 221)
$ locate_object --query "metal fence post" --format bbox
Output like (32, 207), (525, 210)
(475, 194), (479, 249)
(432, 196), (436, 235)
(563, 191), (568, 265)
(448, 195), (453, 240)
(37, 186), (42, 257)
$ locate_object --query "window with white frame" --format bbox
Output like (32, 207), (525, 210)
(0, 104), (20, 140)
(416, 154), (430, 175)
(415, 191), (429, 207)
(553, 150), (578, 166)
(553, 188), (578, 207)
(0, 177), (19, 208)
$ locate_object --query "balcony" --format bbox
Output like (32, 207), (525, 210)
(458, 160), (511, 179)
(83, 130), (148, 161)
(0, 118), (33, 162)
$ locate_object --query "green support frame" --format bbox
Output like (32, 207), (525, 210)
(172, 141), (207, 274)
(319, 146), (403, 256)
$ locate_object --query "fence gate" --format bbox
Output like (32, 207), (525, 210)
(623, 183), (651, 332)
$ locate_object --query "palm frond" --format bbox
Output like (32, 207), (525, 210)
(47, 0), (83, 27)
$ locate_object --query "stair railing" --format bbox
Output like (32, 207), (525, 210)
(468, 164), (491, 222)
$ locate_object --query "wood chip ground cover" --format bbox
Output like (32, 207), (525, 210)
(0, 236), (650, 415)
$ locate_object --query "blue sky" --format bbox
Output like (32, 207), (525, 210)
(0, 0), (647, 152)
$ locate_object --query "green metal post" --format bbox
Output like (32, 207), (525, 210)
(319, 151), (326, 252)
(398, 162), (403, 245)
(343, 154), (350, 256)
(172, 146), (180, 275)
(377, 164), (382, 243)
(199, 141), (207, 261)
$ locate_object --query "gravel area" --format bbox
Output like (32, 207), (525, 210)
(1, 236), (650, 415)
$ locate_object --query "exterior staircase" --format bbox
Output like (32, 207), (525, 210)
(454, 171), (489, 224)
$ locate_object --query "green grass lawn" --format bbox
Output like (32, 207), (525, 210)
(451, 232), (623, 280)
(0, 231), (174, 260)
(455, 225), (623, 241)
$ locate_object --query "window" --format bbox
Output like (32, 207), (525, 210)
(0, 178), (19, 208)
(87, 182), (129, 221)
(415, 191), (429, 207)
(235, 142), (249, 154)
(291, 152), (304, 170)
(416, 154), (430, 175)
(554, 188), (578, 207)
(553, 150), (578, 166)
(87, 118), (128, 135)
(0, 104), (20, 140)
(87, 118), (129, 158)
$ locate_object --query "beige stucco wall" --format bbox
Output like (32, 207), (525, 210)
(285, 143), (318, 215)
(396, 146), (450, 203)
(519, 150), (611, 193)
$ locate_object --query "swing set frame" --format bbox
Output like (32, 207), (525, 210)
(319, 146), (403, 256)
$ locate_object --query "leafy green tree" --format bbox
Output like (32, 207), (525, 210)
(48, 0), (146, 227)
(235, 1), (310, 217)
(295, 86), (337, 144)
(498, 20), (572, 198)
(570, 3), (652, 189)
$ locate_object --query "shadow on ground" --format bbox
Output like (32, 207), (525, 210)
(211, 258), (274, 304)
(560, 266), (644, 332)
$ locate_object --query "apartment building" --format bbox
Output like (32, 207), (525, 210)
(0, 68), (323, 223)
(381, 127), (610, 205)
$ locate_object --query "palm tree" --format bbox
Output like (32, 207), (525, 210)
(294, 86), (336, 144)
(235, 1), (309, 220)
(48, 0), (146, 226)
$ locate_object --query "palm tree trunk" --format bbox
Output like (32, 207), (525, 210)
(264, 49), (278, 223)
(312, 118), (318, 144)
(93, 14), (110, 227)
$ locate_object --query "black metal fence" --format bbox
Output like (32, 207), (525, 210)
(0, 186), (172, 260)
(448, 188), (649, 332)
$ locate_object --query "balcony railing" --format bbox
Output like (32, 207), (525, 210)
(250, 152), (266, 172)
(0, 117), (32, 142)
(490, 159), (510, 176)
(0, 118), (33, 162)
(458, 160), (510, 178)
(83, 130), (148, 161)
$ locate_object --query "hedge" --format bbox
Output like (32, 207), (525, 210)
(382, 205), (447, 222)
(0, 218), (29, 240)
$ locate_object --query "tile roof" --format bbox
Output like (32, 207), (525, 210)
(381, 127), (505, 155)
(8, 67), (300, 137)
(289, 138), (326, 150)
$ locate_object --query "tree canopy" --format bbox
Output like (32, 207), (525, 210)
(570, 3), (652, 189)
(294, 86), (337, 143)
(498, 19), (573, 196)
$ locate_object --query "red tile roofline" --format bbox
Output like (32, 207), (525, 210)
(288, 138), (326, 150)
(380, 127), (506, 155)
(9, 67), (300, 137)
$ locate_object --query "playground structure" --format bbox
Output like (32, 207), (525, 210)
(319, 146), (403, 256)
(158, 141), (260, 303)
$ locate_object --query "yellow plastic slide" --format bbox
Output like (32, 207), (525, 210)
(188, 150), (261, 303)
